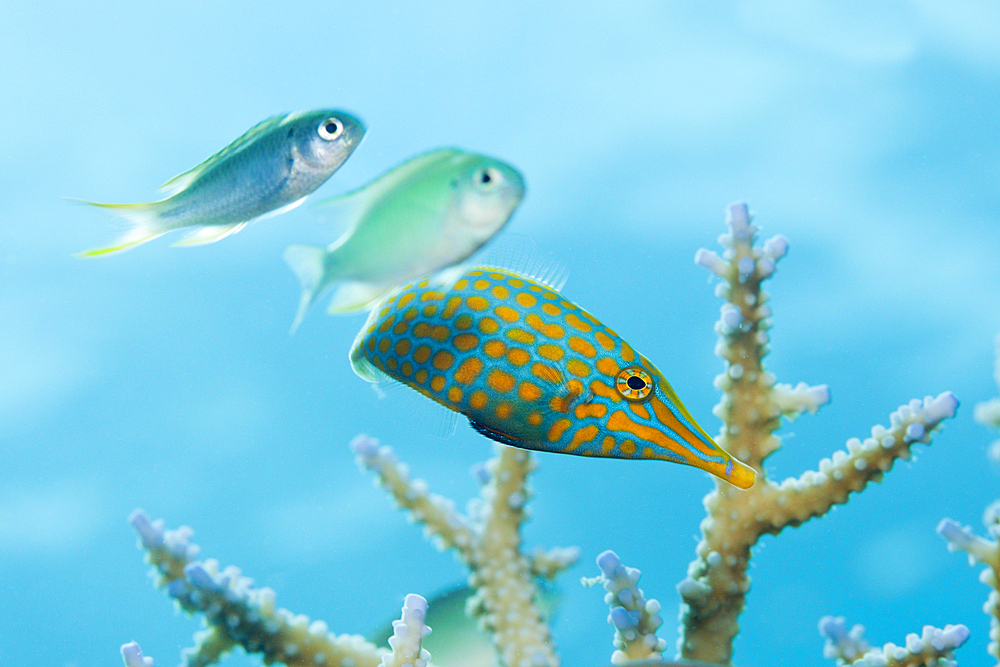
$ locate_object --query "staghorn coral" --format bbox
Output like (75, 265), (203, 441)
(679, 202), (958, 665)
(582, 550), (667, 664)
(936, 505), (1000, 665)
(816, 337), (1000, 666)
(350, 434), (579, 667)
(934, 342), (1000, 665)
(976, 335), (1000, 467)
(128, 509), (393, 667)
(122, 202), (966, 667)
(818, 617), (969, 667)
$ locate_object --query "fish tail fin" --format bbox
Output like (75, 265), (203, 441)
(72, 199), (168, 257)
(284, 244), (330, 333)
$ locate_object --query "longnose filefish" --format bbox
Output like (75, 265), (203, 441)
(76, 109), (365, 256)
(349, 267), (755, 489)
(284, 149), (525, 331)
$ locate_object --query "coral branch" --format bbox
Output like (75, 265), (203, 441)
(819, 617), (871, 664)
(975, 334), (1000, 466)
(380, 594), (431, 667)
(129, 510), (388, 667)
(351, 435), (475, 559)
(583, 550), (666, 664)
(529, 546), (582, 580)
(121, 642), (155, 667)
(938, 501), (1000, 663)
(352, 435), (576, 667)
(678, 203), (958, 665)
(819, 617), (969, 667)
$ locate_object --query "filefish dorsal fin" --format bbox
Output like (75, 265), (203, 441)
(474, 233), (569, 291)
(158, 113), (290, 195)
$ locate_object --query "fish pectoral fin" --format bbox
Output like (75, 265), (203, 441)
(170, 222), (248, 247)
(468, 418), (524, 446)
(284, 244), (330, 333)
(326, 281), (395, 314)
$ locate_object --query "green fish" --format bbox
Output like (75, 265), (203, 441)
(76, 109), (365, 256)
(283, 148), (525, 331)
(368, 584), (561, 667)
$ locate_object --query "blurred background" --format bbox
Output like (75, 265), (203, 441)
(1, 1), (999, 665)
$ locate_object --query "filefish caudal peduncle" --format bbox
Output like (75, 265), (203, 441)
(350, 267), (755, 489)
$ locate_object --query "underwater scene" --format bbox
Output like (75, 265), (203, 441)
(2, 2), (999, 666)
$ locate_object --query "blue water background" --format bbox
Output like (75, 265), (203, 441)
(2, 2), (999, 666)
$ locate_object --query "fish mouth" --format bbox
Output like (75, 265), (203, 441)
(626, 394), (756, 489)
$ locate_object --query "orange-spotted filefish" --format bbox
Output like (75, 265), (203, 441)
(349, 267), (755, 489)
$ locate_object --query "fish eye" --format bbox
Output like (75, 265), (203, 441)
(615, 367), (653, 401)
(318, 118), (344, 141)
(473, 167), (501, 190)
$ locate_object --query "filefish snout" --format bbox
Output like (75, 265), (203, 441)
(623, 363), (757, 489)
(350, 267), (756, 489)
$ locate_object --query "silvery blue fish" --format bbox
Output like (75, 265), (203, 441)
(77, 109), (365, 256)
(284, 148), (524, 331)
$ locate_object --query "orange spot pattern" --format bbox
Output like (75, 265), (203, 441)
(518, 381), (542, 401)
(538, 344), (564, 361)
(547, 418), (572, 442)
(487, 369), (516, 393)
(469, 390), (488, 410)
(455, 358), (484, 385)
(506, 348), (531, 367)
(596, 357), (618, 376)
(453, 333), (479, 351)
(564, 425), (599, 452)
(432, 350), (455, 371)
(495, 305), (519, 322)
(505, 328), (535, 345)
(568, 336), (596, 358)
(442, 296), (462, 319)
(483, 340), (506, 358)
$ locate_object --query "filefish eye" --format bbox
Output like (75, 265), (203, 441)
(318, 118), (344, 141)
(615, 367), (653, 401)
(473, 167), (501, 190)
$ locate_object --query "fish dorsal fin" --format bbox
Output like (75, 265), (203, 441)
(314, 148), (463, 210)
(158, 113), (290, 195)
(474, 233), (569, 291)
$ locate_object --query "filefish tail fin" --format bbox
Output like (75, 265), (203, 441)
(284, 244), (330, 333)
(72, 200), (169, 257)
(170, 222), (248, 247)
(326, 281), (395, 314)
